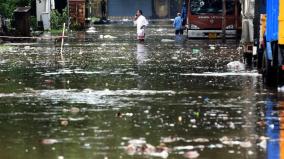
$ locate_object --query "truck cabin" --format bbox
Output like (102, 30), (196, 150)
(187, 0), (241, 38)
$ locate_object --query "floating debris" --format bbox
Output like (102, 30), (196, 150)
(178, 116), (182, 122)
(239, 141), (252, 148)
(183, 151), (200, 159)
(41, 139), (59, 145)
(58, 156), (64, 159)
(86, 27), (98, 33)
(193, 138), (210, 143)
(59, 117), (69, 126)
(161, 39), (175, 43)
(116, 112), (134, 118)
(125, 139), (169, 158)
(70, 107), (80, 114)
(227, 61), (245, 71)
(192, 48), (200, 54)
(174, 145), (194, 150)
(100, 35), (117, 39)
(248, 150), (254, 155)
(160, 136), (182, 143)
(257, 136), (267, 149)
(229, 122), (236, 129)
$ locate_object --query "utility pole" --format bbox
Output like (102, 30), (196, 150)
(222, 0), (226, 43)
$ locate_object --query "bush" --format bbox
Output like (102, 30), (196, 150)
(50, 7), (68, 30)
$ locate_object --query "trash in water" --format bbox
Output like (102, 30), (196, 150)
(157, 28), (165, 32)
(208, 144), (216, 149)
(99, 35), (117, 39)
(209, 45), (216, 50)
(160, 136), (182, 143)
(41, 139), (59, 145)
(229, 122), (236, 129)
(116, 112), (134, 118)
(239, 141), (252, 148)
(172, 56), (178, 60)
(68, 117), (85, 121)
(178, 116), (182, 122)
(257, 138), (267, 150)
(183, 151), (200, 159)
(196, 145), (205, 149)
(190, 119), (196, 124)
(228, 150), (235, 154)
(24, 46), (31, 50)
(193, 138), (209, 143)
(70, 107), (80, 114)
(128, 139), (146, 146)
(63, 107), (80, 114)
(58, 156), (64, 159)
(174, 145), (194, 150)
(86, 27), (98, 33)
(220, 136), (240, 146)
(227, 61), (245, 71)
(125, 139), (169, 158)
(192, 48), (200, 54)
(248, 150), (254, 155)
(59, 118), (68, 126)
(161, 39), (175, 43)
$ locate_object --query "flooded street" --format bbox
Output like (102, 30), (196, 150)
(0, 21), (280, 159)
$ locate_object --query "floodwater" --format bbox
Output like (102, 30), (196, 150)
(0, 21), (282, 159)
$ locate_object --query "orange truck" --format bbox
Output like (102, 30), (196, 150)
(186, 0), (241, 38)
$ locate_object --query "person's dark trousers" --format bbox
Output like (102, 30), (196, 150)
(175, 29), (183, 35)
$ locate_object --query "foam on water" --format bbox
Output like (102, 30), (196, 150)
(0, 89), (176, 106)
(180, 72), (261, 77)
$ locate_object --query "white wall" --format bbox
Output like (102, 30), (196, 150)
(36, 0), (53, 30)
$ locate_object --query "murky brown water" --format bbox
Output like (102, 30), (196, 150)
(0, 22), (280, 159)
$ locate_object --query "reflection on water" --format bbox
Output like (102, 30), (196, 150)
(0, 23), (274, 159)
(136, 43), (148, 65)
(265, 96), (284, 159)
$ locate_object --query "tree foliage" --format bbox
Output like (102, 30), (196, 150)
(0, 0), (33, 18)
(50, 7), (68, 30)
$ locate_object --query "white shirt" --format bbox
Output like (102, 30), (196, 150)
(134, 15), (149, 36)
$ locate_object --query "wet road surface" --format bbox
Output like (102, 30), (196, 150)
(0, 21), (281, 159)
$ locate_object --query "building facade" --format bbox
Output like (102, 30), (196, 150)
(87, 0), (184, 19)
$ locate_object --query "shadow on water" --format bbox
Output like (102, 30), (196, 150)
(0, 23), (276, 159)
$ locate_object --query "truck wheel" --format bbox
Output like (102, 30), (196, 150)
(257, 48), (263, 72)
(278, 45), (284, 86)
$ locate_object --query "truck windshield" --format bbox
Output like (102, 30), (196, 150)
(190, 0), (235, 15)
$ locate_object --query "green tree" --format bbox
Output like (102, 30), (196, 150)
(0, 0), (33, 18)
(51, 7), (68, 30)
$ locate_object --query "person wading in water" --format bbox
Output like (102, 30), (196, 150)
(134, 9), (149, 42)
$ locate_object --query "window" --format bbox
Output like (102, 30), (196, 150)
(190, 0), (235, 15)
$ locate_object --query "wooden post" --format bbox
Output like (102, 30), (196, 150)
(222, 0), (227, 43)
(60, 23), (66, 65)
